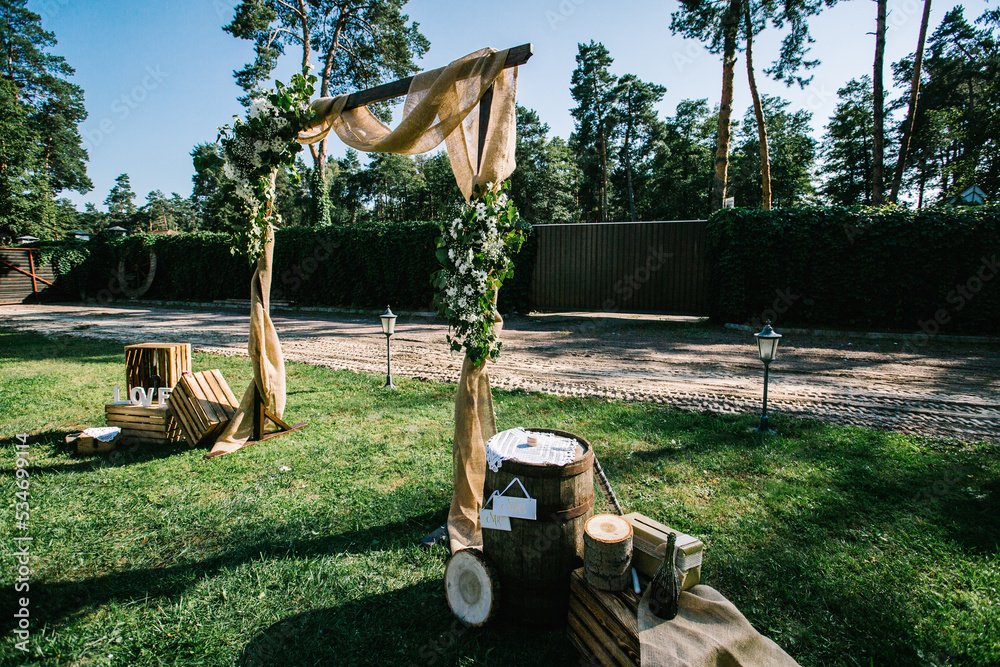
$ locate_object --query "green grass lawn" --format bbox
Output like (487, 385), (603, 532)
(1, 329), (998, 666)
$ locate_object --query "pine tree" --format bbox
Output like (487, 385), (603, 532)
(820, 78), (875, 206)
(224, 0), (429, 225)
(0, 0), (90, 240)
(104, 174), (137, 227)
(671, 0), (836, 211)
(569, 41), (617, 223)
(611, 74), (665, 221)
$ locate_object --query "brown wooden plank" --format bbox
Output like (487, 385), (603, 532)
(568, 608), (622, 667)
(168, 392), (202, 445)
(570, 570), (641, 652)
(109, 422), (171, 433)
(193, 373), (227, 424)
(201, 370), (238, 420)
(568, 598), (636, 667)
(105, 403), (169, 417)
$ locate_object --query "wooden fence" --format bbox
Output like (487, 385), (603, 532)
(0, 248), (56, 305)
(528, 220), (709, 315)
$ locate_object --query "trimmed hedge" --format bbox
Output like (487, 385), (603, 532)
(35, 221), (537, 314)
(706, 205), (1000, 335)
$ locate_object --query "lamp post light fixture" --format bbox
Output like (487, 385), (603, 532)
(380, 305), (397, 389)
(754, 321), (782, 434)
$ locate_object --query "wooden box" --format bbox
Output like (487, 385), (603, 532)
(568, 568), (640, 667)
(624, 513), (702, 591)
(167, 369), (240, 447)
(66, 430), (121, 455)
(125, 343), (191, 401)
(105, 402), (184, 446)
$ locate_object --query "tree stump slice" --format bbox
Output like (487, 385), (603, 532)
(584, 514), (633, 592)
(444, 549), (500, 627)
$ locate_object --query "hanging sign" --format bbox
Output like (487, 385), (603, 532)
(490, 478), (537, 521)
(480, 492), (512, 531)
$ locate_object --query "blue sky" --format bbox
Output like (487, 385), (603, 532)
(32, 0), (993, 211)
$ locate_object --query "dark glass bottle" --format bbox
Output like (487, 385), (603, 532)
(648, 532), (680, 620)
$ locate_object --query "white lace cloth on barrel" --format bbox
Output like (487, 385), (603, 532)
(485, 427), (578, 472)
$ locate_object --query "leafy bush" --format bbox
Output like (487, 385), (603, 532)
(707, 205), (1000, 334)
(40, 223), (535, 314)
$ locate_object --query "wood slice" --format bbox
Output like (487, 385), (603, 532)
(444, 549), (500, 627)
(584, 514), (633, 592)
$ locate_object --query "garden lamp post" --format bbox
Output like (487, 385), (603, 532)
(754, 321), (782, 433)
(380, 306), (397, 389)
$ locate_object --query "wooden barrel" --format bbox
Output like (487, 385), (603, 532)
(482, 428), (594, 628)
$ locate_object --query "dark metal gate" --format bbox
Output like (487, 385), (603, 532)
(528, 221), (709, 314)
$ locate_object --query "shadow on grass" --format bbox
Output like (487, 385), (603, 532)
(0, 510), (450, 635)
(0, 431), (199, 472)
(236, 583), (576, 667)
(0, 329), (122, 364)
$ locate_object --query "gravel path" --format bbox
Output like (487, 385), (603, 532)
(3, 303), (998, 442)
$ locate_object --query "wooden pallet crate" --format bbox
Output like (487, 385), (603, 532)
(105, 402), (185, 446)
(568, 568), (641, 667)
(167, 369), (240, 447)
(124, 343), (191, 400)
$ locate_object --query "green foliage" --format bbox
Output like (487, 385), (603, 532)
(892, 7), (1000, 203)
(432, 182), (525, 364)
(820, 77), (874, 206)
(511, 106), (579, 225)
(730, 95), (817, 207)
(0, 0), (91, 241)
(217, 72), (316, 260)
(610, 74), (666, 222)
(707, 205), (1000, 334)
(44, 222), (535, 314)
(569, 41), (618, 223)
(650, 99), (716, 220)
(103, 173), (136, 224)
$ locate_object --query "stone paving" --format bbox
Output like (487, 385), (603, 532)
(3, 303), (998, 442)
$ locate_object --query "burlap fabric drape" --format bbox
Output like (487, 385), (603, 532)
(208, 224), (286, 457)
(299, 48), (517, 551)
(299, 47), (517, 201)
(638, 585), (801, 666)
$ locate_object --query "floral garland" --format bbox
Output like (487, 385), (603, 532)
(433, 181), (525, 365)
(218, 73), (316, 260)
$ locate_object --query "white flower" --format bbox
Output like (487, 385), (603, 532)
(248, 97), (274, 120)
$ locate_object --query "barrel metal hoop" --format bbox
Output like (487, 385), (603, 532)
(537, 494), (594, 522)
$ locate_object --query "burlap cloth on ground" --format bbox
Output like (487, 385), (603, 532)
(638, 584), (801, 667)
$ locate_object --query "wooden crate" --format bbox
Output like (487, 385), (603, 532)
(567, 568), (640, 667)
(125, 343), (191, 400)
(105, 402), (185, 446)
(167, 369), (240, 447)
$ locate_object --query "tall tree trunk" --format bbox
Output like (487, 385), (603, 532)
(872, 0), (887, 205)
(917, 156), (927, 208)
(744, 2), (771, 210)
(712, 0), (742, 212)
(889, 0), (932, 203)
(624, 122), (637, 221)
(599, 124), (608, 222)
